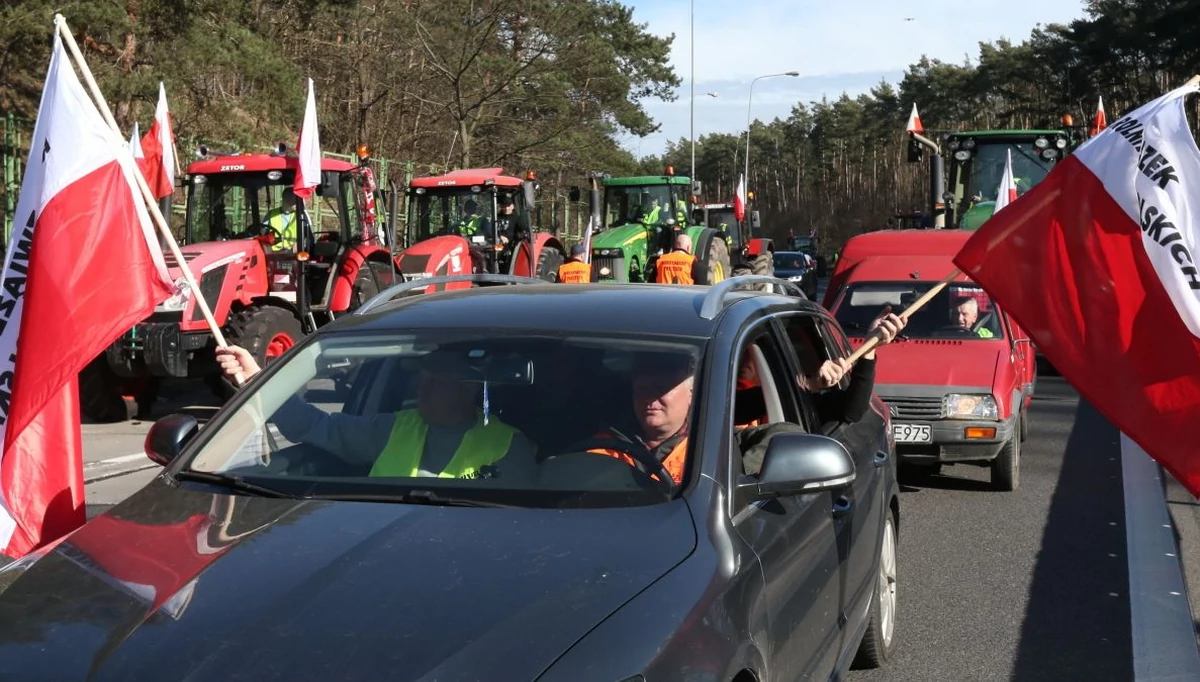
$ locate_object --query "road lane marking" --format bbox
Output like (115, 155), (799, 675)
(1121, 432), (1200, 680)
(85, 453), (147, 468)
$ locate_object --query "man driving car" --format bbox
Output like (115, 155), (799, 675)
(215, 345), (538, 481)
(951, 295), (994, 338)
(587, 352), (695, 485)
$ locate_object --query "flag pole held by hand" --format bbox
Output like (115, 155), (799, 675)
(845, 269), (961, 365)
(52, 14), (244, 386)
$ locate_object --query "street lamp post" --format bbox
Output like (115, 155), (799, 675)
(691, 91), (718, 182)
(743, 71), (800, 216)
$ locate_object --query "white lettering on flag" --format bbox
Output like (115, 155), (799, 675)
(1072, 84), (1200, 337)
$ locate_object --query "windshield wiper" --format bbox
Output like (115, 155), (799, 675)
(173, 470), (308, 499)
(306, 488), (521, 508)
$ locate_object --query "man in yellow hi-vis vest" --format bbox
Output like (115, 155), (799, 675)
(214, 345), (538, 480)
(262, 188), (299, 252)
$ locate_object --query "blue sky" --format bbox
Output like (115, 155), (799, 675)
(621, 0), (1089, 157)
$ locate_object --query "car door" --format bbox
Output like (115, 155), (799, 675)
(776, 312), (886, 640)
(1004, 310), (1036, 409)
(728, 320), (842, 682)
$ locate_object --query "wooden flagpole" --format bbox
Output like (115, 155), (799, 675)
(52, 14), (243, 385)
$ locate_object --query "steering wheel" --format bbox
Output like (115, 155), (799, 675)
(551, 436), (677, 496)
(933, 324), (977, 338)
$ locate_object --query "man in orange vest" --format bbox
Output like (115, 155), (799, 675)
(557, 243), (591, 283)
(587, 352), (696, 486)
(655, 234), (704, 285)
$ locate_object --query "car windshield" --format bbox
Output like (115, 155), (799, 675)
(833, 281), (1006, 340)
(604, 185), (677, 227)
(773, 252), (806, 270)
(181, 331), (704, 508)
(962, 141), (1054, 203)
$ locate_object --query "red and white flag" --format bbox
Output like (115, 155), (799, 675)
(992, 148), (1018, 213)
(1090, 95), (1108, 137)
(129, 121), (148, 178)
(954, 81), (1200, 495)
(0, 31), (174, 558)
(906, 103), (924, 134)
(733, 174), (746, 222)
(138, 81), (175, 200)
(293, 78), (321, 201)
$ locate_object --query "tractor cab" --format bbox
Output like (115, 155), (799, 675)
(397, 168), (568, 287)
(184, 144), (399, 321)
(943, 130), (1073, 231)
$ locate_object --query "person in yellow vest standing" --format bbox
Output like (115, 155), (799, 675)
(262, 188), (299, 252)
(557, 243), (591, 283)
(655, 234), (704, 285)
(213, 344), (539, 481)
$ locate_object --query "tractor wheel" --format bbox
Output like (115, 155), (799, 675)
(79, 357), (134, 423)
(699, 236), (731, 285)
(535, 245), (566, 282)
(733, 252), (774, 290)
(210, 305), (304, 400)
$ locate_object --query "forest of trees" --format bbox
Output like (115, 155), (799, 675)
(2, 0), (1199, 249)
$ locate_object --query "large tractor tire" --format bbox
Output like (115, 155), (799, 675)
(696, 230), (729, 283)
(733, 251), (774, 290)
(209, 305), (304, 400)
(79, 357), (134, 424)
(535, 244), (566, 282)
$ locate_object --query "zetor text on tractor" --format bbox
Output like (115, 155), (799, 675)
(396, 168), (569, 289)
(81, 144), (402, 421)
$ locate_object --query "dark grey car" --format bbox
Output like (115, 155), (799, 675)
(0, 274), (900, 682)
(773, 250), (819, 299)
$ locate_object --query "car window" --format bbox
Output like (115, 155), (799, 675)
(729, 322), (808, 511)
(182, 331), (706, 508)
(833, 280), (1005, 340)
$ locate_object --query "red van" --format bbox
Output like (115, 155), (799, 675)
(822, 230), (1036, 490)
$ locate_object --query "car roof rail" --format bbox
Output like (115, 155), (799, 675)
(698, 275), (806, 320)
(355, 274), (552, 316)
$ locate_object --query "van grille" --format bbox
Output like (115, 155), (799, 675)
(880, 396), (942, 420)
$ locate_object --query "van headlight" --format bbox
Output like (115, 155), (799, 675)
(158, 277), (192, 311)
(943, 394), (998, 420)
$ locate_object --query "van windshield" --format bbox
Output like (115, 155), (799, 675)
(833, 281), (1006, 340)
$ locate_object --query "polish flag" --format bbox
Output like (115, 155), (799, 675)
(138, 82), (175, 200)
(953, 81), (1200, 496)
(0, 31), (174, 558)
(1090, 95), (1108, 137)
(293, 78), (321, 201)
(733, 175), (746, 222)
(129, 121), (148, 178)
(991, 148), (1018, 213)
(905, 103), (923, 134)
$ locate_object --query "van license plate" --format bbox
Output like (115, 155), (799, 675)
(893, 424), (931, 443)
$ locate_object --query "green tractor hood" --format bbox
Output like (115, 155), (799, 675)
(590, 222), (652, 282)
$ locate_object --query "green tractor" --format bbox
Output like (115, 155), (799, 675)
(586, 167), (773, 284)
(587, 168), (728, 284)
(906, 117), (1086, 231)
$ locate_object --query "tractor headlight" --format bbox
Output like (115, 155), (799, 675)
(158, 277), (192, 311)
(1042, 148), (1060, 160)
(954, 150), (972, 161)
(942, 393), (999, 420)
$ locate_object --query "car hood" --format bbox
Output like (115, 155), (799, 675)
(0, 480), (698, 681)
(856, 337), (1000, 390)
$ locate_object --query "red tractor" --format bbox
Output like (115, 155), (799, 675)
(396, 168), (569, 288)
(80, 143), (401, 421)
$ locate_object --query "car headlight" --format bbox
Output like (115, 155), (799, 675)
(943, 393), (999, 420)
(158, 277), (192, 311)
(788, 275), (805, 282)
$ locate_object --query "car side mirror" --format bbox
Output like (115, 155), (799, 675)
(738, 433), (856, 499)
(145, 414), (199, 467)
(569, 186), (581, 202)
(522, 180), (537, 211)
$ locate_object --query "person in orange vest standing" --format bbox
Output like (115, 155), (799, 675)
(655, 234), (704, 284)
(557, 243), (591, 283)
